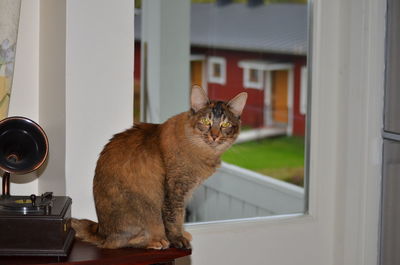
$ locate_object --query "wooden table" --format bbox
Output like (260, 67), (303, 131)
(0, 240), (191, 265)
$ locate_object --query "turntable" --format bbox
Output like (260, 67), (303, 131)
(0, 116), (74, 256)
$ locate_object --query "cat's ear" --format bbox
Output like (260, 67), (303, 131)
(191, 85), (209, 112)
(228, 92), (248, 117)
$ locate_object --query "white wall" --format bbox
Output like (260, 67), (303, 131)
(65, 0), (134, 220)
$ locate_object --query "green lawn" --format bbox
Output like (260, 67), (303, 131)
(222, 136), (305, 186)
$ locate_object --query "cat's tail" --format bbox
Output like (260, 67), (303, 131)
(71, 218), (104, 246)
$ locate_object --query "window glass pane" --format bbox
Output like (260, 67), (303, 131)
(384, 0), (400, 133)
(213, 63), (221, 77)
(249, 69), (259, 82)
(381, 140), (400, 265)
(381, 1), (400, 262)
(135, 0), (309, 223)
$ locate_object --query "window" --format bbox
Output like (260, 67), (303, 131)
(249, 69), (259, 82)
(245, 67), (263, 89)
(138, 1), (308, 224)
(207, 56), (226, 84)
(239, 62), (264, 89)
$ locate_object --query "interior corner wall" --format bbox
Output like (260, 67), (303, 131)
(65, 0), (134, 220)
(8, 0), (40, 195)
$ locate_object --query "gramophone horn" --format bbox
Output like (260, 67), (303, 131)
(0, 116), (48, 175)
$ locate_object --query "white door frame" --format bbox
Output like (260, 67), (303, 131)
(264, 70), (272, 126)
(263, 66), (294, 136)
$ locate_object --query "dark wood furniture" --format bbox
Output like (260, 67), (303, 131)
(0, 239), (191, 265)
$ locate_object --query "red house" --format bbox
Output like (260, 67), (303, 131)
(135, 3), (308, 136)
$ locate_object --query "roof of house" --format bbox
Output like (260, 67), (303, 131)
(135, 3), (308, 56)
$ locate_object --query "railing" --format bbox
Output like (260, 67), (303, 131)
(186, 162), (304, 222)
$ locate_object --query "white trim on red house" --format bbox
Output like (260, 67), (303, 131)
(238, 60), (293, 71)
(286, 68), (294, 136)
(243, 68), (264, 89)
(207, 56), (226, 85)
(190, 54), (206, 61)
(265, 70), (273, 126)
(239, 62), (265, 89)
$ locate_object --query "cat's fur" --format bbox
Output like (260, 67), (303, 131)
(71, 85), (247, 249)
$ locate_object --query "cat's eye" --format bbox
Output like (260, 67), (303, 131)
(220, 121), (231, 128)
(200, 118), (212, 126)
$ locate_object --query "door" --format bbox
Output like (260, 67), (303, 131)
(190, 60), (204, 87)
(272, 70), (288, 124)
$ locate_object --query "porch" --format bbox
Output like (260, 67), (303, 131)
(236, 126), (286, 144)
(186, 162), (305, 223)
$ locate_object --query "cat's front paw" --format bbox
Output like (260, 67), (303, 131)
(169, 235), (191, 249)
(146, 238), (170, 250)
(183, 230), (192, 241)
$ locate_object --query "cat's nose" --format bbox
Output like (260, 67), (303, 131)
(211, 134), (219, 141)
(210, 127), (219, 141)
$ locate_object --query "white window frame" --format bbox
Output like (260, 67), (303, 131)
(207, 56), (226, 85)
(238, 60), (293, 90)
(243, 66), (264, 89)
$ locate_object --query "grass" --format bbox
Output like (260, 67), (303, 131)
(222, 136), (305, 186)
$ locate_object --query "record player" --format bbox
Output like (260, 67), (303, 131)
(0, 116), (74, 256)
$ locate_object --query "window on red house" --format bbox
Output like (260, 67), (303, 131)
(136, 0), (309, 223)
(213, 63), (221, 77)
(207, 56), (226, 84)
(241, 64), (264, 89)
(249, 68), (259, 83)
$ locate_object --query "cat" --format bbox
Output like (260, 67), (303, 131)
(71, 85), (247, 250)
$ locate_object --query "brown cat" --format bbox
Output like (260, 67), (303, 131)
(71, 85), (247, 249)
